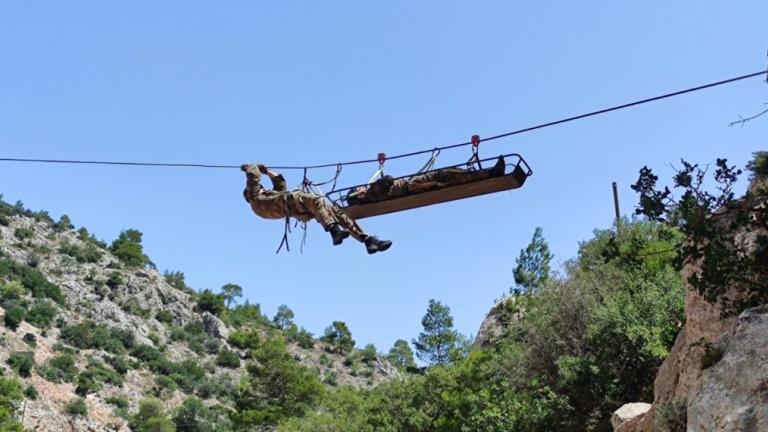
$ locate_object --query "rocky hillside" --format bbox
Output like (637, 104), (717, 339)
(0, 201), (397, 431)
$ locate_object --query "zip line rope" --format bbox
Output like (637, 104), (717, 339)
(1, 69), (765, 172)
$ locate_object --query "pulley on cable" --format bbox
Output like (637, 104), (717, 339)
(325, 135), (533, 220)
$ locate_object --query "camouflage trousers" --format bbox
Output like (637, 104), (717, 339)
(289, 192), (367, 241)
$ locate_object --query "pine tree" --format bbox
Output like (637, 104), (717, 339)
(386, 339), (416, 370)
(221, 283), (243, 309)
(320, 321), (355, 354)
(272, 305), (295, 330)
(512, 227), (553, 293)
(233, 337), (322, 427)
(413, 299), (457, 366)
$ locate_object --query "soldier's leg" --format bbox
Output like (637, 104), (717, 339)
(294, 193), (367, 242)
(294, 192), (391, 253)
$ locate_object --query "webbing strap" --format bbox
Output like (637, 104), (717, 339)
(275, 198), (293, 254)
(416, 149), (441, 174)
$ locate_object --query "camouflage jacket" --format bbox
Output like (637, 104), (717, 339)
(243, 166), (290, 219)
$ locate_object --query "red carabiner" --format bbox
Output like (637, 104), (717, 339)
(377, 153), (387, 165)
(471, 135), (481, 147)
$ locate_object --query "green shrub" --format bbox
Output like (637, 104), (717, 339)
(216, 348), (241, 369)
(65, 397), (88, 417)
(323, 370), (338, 386)
(22, 333), (36, 347)
(360, 344), (378, 365)
(75, 372), (101, 396)
(195, 378), (230, 400)
(0, 257), (64, 303)
(228, 329), (260, 350)
(25, 300), (57, 328)
(106, 396), (129, 408)
(155, 310), (174, 324)
(195, 289), (226, 316)
(53, 342), (76, 355)
(24, 384), (38, 400)
(110, 229), (149, 268)
(173, 397), (231, 431)
(228, 302), (271, 328)
(294, 327), (315, 349)
(7, 353), (34, 377)
(3, 303), (26, 330)
(148, 332), (162, 347)
(169, 359), (206, 393)
(121, 298), (150, 318)
(130, 344), (165, 363)
(0, 376), (23, 430)
(106, 272), (123, 289)
(155, 375), (178, 395)
(13, 227), (33, 241)
(53, 215), (74, 233)
(319, 354), (333, 368)
(747, 151), (768, 178)
(85, 359), (123, 386)
(131, 398), (173, 432)
(60, 321), (134, 353)
(39, 354), (78, 383)
(105, 355), (131, 375)
(59, 242), (102, 263)
(163, 270), (191, 292)
(77, 227), (107, 249)
(0, 281), (25, 301)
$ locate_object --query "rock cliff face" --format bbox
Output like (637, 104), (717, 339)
(614, 180), (768, 432)
(473, 296), (512, 348)
(0, 211), (397, 431)
(687, 305), (768, 432)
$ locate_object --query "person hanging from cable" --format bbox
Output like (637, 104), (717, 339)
(241, 163), (392, 254)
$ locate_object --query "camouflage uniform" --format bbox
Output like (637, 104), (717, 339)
(243, 165), (367, 241)
(348, 156), (506, 204)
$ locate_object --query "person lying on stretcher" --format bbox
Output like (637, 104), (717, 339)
(346, 155), (506, 206)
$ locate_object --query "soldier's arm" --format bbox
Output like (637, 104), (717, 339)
(259, 165), (288, 192)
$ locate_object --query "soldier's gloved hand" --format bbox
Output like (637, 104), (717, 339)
(256, 163), (268, 174)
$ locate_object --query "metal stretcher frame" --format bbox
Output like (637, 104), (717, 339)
(327, 153), (533, 220)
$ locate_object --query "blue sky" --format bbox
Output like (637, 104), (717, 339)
(1, 1), (766, 354)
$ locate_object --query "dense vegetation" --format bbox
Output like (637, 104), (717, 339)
(249, 220), (686, 431)
(633, 151), (768, 314)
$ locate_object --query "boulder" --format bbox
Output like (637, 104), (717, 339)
(611, 403), (651, 432)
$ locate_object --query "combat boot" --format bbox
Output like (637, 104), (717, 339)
(329, 224), (350, 246)
(490, 155), (506, 176)
(365, 236), (393, 254)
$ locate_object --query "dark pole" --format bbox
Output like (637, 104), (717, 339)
(612, 182), (621, 233)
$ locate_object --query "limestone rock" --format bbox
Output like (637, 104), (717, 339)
(611, 403), (651, 432)
(687, 306), (768, 432)
(474, 296), (517, 348)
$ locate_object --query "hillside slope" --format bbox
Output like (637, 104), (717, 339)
(0, 201), (397, 431)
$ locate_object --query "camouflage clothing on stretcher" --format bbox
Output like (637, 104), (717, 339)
(243, 165), (367, 241)
(347, 155), (506, 205)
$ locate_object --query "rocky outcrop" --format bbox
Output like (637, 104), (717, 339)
(687, 305), (768, 432)
(474, 296), (516, 348)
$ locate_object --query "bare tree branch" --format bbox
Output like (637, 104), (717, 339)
(730, 102), (768, 127)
